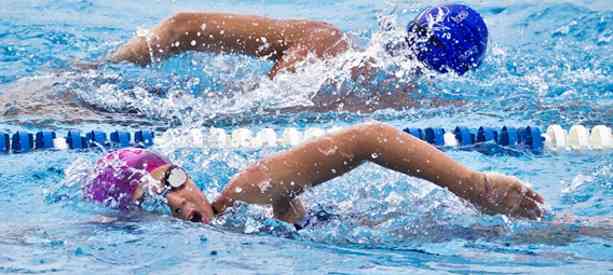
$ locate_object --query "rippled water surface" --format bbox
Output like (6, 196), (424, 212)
(1, 0), (612, 274)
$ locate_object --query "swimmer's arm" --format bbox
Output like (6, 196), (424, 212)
(213, 122), (545, 223)
(109, 12), (286, 65)
(109, 12), (348, 78)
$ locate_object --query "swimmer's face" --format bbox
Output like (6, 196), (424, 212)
(135, 165), (215, 224)
(164, 177), (215, 224)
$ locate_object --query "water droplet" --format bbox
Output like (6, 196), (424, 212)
(371, 153), (379, 159)
(191, 40), (197, 46)
(234, 187), (242, 193)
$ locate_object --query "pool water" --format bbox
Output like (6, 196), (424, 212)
(1, 0), (612, 274)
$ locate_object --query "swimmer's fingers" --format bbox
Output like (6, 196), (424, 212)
(519, 185), (545, 219)
(506, 185), (544, 219)
(528, 189), (545, 204)
(517, 196), (544, 219)
(490, 178), (542, 220)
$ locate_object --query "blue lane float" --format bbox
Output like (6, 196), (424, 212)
(453, 127), (475, 146)
(11, 132), (34, 153)
(403, 128), (424, 140)
(35, 131), (55, 150)
(135, 130), (154, 147)
(403, 126), (545, 154)
(111, 131), (131, 148)
(525, 126), (544, 154)
(0, 129), (154, 154)
(0, 132), (9, 153)
(424, 128), (446, 146)
(498, 127), (518, 146)
(477, 127), (497, 143)
(66, 130), (85, 150)
(86, 131), (108, 147)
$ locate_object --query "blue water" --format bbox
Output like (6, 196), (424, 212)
(1, 0), (612, 274)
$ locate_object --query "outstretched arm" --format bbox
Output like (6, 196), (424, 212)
(109, 12), (349, 78)
(213, 122), (545, 223)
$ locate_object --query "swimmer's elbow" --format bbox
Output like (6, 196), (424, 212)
(352, 121), (395, 136)
(164, 12), (198, 34)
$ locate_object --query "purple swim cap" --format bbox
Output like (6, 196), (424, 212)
(85, 148), (169, 208)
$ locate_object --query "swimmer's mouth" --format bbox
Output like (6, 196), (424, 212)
(188, 210), (207, 224)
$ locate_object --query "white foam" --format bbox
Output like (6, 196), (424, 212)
(207, 128), (227, 148)
(231, 128), (253, 148)
(189, 128), (205, 147)
(254, 128), (278, 148)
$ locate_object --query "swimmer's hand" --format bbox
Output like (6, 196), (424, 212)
(472, 173), (545, 219)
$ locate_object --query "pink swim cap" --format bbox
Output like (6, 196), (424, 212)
(84, 148), (169, 208)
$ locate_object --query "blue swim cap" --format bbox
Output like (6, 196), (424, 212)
(406, 4), (488, 75)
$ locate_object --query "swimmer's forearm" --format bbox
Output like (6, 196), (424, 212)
(327, 122), (481, 202)
(110, 12), (292, 65)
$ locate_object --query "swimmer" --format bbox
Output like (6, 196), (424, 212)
(84, 122), (544, 227)
(111, 4), (487, 78)
(0, 4), (487, 122)
(108, 4), (488, 112)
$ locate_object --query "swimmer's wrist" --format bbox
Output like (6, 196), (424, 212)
(211, 194), (235, 216)
(449, 171), (486, 205)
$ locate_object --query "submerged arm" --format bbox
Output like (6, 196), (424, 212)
(213, 122), (544, 223)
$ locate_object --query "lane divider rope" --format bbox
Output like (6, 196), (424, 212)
(1, 125), (611, 155)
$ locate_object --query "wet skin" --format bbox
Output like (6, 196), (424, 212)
(134, 164), (215, 224)
(131, 122), (545, 225)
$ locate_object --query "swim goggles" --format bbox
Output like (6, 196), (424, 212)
(158, 165), (189, 198)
